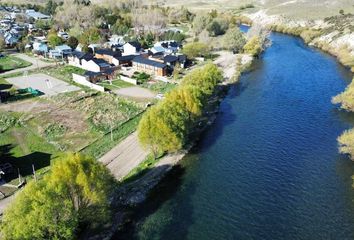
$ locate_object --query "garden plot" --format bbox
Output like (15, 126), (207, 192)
(5, 73), (80, 96)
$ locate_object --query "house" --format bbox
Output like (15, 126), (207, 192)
(162, 54), (187, 69)
(95, 48), (122, 65)
(55, 44), (72, 56)
(49, 50), (62, 59)
(113, 54), (136, 66)
(33, 42), (48, 53)
(4, 32), (18, 46)
(123, 41), (142, 55)
(83, 68), (116, 83)
(132, 56), (167, 77)
(58, 31), (69, 40)
(68, 51), (94, 67)
(153, 40), (180, 55)
(72, 57), (111, 73)
(26, 10), (50, 20)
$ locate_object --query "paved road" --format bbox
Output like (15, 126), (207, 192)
(0, 53), (55, 76)
(99, 132), (149, 181)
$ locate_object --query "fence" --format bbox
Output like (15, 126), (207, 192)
(72, 73), (105, 92)
(120, 75), (137, 85)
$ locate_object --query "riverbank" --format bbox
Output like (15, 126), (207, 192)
(85, 52), (254, 239)
(116, 28), (354, 240)
(246, 11), (354, 73)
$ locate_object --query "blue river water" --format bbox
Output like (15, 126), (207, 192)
(115, 30), (354, 239)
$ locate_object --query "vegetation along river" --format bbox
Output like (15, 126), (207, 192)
(115, 29), (354, 239)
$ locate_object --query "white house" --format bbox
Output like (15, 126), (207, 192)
(153, 41), (180, 55)
(33, 42), (48, 53)
(55, 44), (72, 55)
(123, 41), (142, 55)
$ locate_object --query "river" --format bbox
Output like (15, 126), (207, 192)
(115, 30), (354, 239)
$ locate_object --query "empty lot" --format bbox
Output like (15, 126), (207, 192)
(6, 73), (80, 96)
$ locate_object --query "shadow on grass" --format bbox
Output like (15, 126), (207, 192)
(0, 83), (13, 90)
(0, 144), (52, 182)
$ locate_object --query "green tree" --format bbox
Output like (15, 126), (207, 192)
(182, 42), (210, 59)
(243, 36), (262, 56)
(67, 36), (79, 49)
(48, 33), (63, 47)
(138, 106), (183, 158)
(222, 27), (246, 52)
(1, 153), (114, 240)
(79, 27), (102, 45)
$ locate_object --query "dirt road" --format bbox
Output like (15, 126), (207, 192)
(99, 132), (149, 181)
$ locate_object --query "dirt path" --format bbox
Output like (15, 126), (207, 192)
(99, 132), (149, 181)
(0, 53), (55, 76)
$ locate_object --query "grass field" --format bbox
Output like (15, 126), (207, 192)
(0, 56), (31, 72)
(0, 90), (145, 182)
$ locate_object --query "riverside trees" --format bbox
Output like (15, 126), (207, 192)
(333, 78), (354, 161)
(1, 153), (114, 240)
(138, 63), (222, 157)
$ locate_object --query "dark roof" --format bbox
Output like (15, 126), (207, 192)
(117, 55), (136, 61)
(128, 41), (141, 51)
(103, 68), (116, 75)
(92, 58), (111, 67)
(71, 51), (94, 61)
(84, 71), (101, 77)
(178, 54), (187, 62)
(161, 41), (179, 49)
(164, 55), (178, 63)
(133, 56), (166, 69)
(95, 48), (121, 57)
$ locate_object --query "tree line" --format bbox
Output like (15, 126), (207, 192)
(138, 63), (223, 158)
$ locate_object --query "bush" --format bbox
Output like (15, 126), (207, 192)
(338, 128), (354, 160)
(182, 42), (210, 59)
(0, 113), (17, 133)
(243, 36), (262, 56)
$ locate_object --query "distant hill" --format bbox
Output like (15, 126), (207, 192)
(3, 0), (354, 19)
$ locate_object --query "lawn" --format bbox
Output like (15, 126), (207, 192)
(142, 81), (177, 94)
(0, 56), (31, 72)
(39, 65), (86, 83)
(97, 79), (134, 91)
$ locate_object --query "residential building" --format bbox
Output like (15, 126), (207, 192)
(95, 49), (122, 65)
(123, 41), (142, 55)
(55, 44), (72, 56)
(132, 56), (167, 77)
(25, 9), (50, 20)
(33, 42), (48, 53)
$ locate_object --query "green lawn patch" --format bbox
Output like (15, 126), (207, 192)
(142, 81), (177, 94)
(97, 79), (134, 91)
(81, 113), (142, 159)
(0, 56), (31, 72)
(39, 65), (85, 82)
